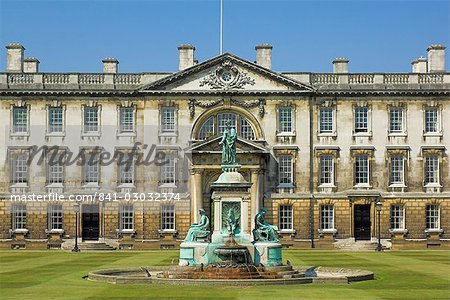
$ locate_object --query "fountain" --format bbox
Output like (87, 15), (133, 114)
(88, 121), (374, 285)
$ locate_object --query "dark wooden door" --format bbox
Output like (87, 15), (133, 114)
(82, 204), (99, 240)
(354, 204), (371, 240)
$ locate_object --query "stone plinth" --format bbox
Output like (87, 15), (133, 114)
(11, 228), (28, 241)
(254, 242), (283, 266)
(179, 242), (209, 266)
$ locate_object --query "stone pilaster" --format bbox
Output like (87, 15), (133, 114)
(190, 168), (204, 223)
(250, 168), (264, 231)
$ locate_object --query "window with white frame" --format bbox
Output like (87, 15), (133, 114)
(424, 107), (438, 134)
(198, 112), (256, 140)
(354, 106), (368, 133)
(278, 107), (293, 133)
(84, 106), (99, 133)
(319, 155), (334, 186)
(319, 107), (333, 133)
(12, 204), (27, 230)
(354, 155), (369, 185)
(390, 156), (405, 185)
(217, 113), (237, 134)
(389, 107), (404, 133)
(240, 117), (255, 140)
(119, 107), (134, 133)
(12, 106), (28, 134)
(161, 205), (175, 231)
(48, 204), (63, 230)
(48, 153), (64, 185)
(83, 153), (99, 184)
(424, 155), (439, 185)
(48, 107), (63, 133)
(160, 154), (176, 186)
(390, 205), (405, 230)
(119, 204), (134, 230)
(320, 205), (334, 230)
(279, 205), (293, 231)
(11, 153), (28, 185)
(198, 116), (215, 140)
(278, 155), (293, 187)
(119, 158), (134, 185)
(426, 204), (440, 230)
(161, 107), (176, 133)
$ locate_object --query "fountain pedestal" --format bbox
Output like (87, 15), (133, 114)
(210, 166), (252, 245)
(180, 165), (282, 267)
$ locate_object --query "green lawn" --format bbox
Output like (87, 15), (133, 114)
(0, 250), (449, 300)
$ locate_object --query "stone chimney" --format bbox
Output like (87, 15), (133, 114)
(6, 44), (25, 73)
(23, 57), (40, 73)
(255, 44), (272, 70)
(332, 58), (349, 73)
(427, 44), (446, 73)
(178, 44), (195, 71)
(102, 58), (119, 74)
(411, 57), (427, 73)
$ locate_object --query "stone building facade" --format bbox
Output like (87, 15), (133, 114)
(0, 43), (448, 249)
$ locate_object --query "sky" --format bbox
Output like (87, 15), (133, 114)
(0, 0), (449, 73)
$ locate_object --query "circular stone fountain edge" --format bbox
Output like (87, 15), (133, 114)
(87, 266), (374, 285)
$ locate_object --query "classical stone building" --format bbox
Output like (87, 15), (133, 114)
(0, 43), (448, 250)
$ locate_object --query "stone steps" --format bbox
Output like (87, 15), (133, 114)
(334, 238), (392, 251)
(264, 265), (294, 272)
(77, 242), (116, 251)
(334, 241), (378, 251)
(265, 264), (306, 279)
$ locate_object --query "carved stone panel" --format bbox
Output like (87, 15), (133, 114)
(199, 60), (255, 90)
(221, 201), (241, 235)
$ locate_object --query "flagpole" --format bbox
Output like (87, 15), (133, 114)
(220, 0), (223, 54)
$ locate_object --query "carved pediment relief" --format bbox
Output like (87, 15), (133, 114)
(140, 54), (314, 93)
(199, 60), (255, 90)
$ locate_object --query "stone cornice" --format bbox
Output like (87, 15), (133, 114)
(139, 90), (312, 96)
(1, 89), (448, 98)
(0, 89), (137, 97)
(317, 89), (450, 97)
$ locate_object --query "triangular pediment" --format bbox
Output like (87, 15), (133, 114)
(186, 136), (269, 154)
(140, 53), (314, 93)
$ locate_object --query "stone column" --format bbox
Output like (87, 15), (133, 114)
(212, 194), (221, 236)
(190, 168), (203, 223)
(250, 169), (263, 231)
(242, 195), (251, 234)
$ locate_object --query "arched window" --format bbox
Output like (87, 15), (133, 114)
(197, 112), (255, 140)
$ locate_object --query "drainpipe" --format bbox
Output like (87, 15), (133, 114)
(309, 95), (315, 248)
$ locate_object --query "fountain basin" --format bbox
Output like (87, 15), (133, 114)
(213, 245), (250, 264)
(87, 265), (374, 285)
